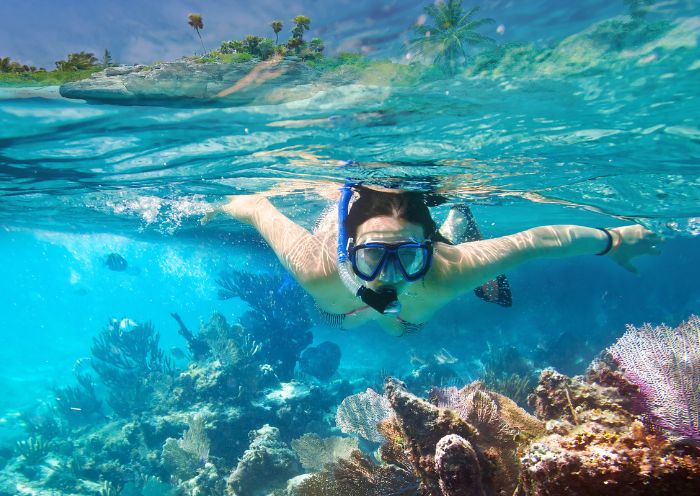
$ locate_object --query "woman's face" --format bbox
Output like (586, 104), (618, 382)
(355, 215), (425, 293)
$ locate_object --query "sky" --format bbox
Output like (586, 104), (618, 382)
(1, 0), (694, 69)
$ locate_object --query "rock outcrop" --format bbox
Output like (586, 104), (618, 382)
(59, 59), (326, 105)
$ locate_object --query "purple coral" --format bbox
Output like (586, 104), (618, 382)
(608, 315), (700, 443)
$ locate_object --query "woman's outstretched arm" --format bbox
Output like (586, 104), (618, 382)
(208, 195), (337, 288)
(431, 224), (662, 298)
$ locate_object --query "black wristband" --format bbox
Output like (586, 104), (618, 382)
(595, 227), (613, 256)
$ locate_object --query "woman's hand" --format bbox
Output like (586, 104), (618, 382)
(608, 225), (663, 273)
(201, 195), (268, 226)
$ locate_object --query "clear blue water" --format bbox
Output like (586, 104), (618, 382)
(1, 2), (700, 491)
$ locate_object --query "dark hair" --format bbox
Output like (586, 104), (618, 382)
(344, 186), (451, 243)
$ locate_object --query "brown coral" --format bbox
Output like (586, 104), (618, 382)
(384, 378), (484, 495)
(434, 434), (486, 496)
(519, 367), (700, 495)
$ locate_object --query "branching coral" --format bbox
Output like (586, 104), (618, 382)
(90, 320), (175, 416)
(15, 436), (52, 465)
(54, 372), (103, 423)
(216, 270), (312, 380)
(607, 314), (700, 444)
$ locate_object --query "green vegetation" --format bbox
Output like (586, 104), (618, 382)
(55, 51), (98, 71)
(409, 0), (495, 75)
(204, 13), (324, 63)
(0, 52), (103, 86)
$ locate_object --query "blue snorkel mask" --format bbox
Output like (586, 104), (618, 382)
(337, 182), (433, 315)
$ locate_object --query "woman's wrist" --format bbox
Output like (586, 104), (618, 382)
(595, 227), (622, 256)
(595, 227), (621, 256)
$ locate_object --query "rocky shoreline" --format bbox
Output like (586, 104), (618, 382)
(59, 59), (327, 106)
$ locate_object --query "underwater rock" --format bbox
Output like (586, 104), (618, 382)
(104, 252), (128, 271)
(59, 59), (327, 106)
(178, 462), (226, 496)
(431, 382), (545, 495)
(519, 365), (700, 495)
(299, 341), (341, 380)
(267, 382), (337, 440)
(227, 424), (301, 496)
(528, 367), (637, 427)
(434, 434), (485, 496)
(383, 378), (484, 495)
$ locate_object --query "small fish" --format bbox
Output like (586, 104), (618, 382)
(119, 318), (138, 332)
(170, 347), (186, 360)
(434, 347), (458, 365)
(104, 253), (128, 271)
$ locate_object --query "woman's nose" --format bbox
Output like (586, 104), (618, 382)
(378, 259), (402, 284)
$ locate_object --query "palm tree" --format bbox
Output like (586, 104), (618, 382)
(288, 15), (311, 52)
(271, 20), (283, 44)
(188, 13), (206, 54)
(409, 1), (495, 75)
(0, 57), (11, 72)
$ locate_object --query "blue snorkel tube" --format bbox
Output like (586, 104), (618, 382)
(337, 182), (402, 315)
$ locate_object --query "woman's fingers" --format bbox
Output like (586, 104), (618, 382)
(200, 209), (219, 225)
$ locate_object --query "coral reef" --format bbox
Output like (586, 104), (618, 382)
(520, 362), (700, 495)
(434, 434), (484, 496)
(90, 319), (175, 416)
(217, 270), (313, 381)
(227, 424), (301, 496)
(4, 290), (700, 496)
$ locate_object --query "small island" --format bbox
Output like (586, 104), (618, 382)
(0, 0), (681, 106)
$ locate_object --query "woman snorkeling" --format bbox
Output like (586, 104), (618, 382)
(207, 184), (662, 336)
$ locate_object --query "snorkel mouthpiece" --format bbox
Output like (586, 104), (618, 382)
(357, 286), (402, 315)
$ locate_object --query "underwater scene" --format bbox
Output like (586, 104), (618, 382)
(1, 0), (700, 494)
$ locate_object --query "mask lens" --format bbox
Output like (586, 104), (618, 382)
(354, 246), (387, 279)
(397, 246), (428, 277)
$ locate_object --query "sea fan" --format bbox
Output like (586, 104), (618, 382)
(608, 315), (700, 443)
(336, 388), (394, 443)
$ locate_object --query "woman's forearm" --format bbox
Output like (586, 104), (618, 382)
(526, 225), (614, 259)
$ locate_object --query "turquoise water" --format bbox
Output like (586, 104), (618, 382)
(1, 5), (700, 495)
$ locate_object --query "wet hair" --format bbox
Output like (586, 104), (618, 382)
(344, 186), (452, 244)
